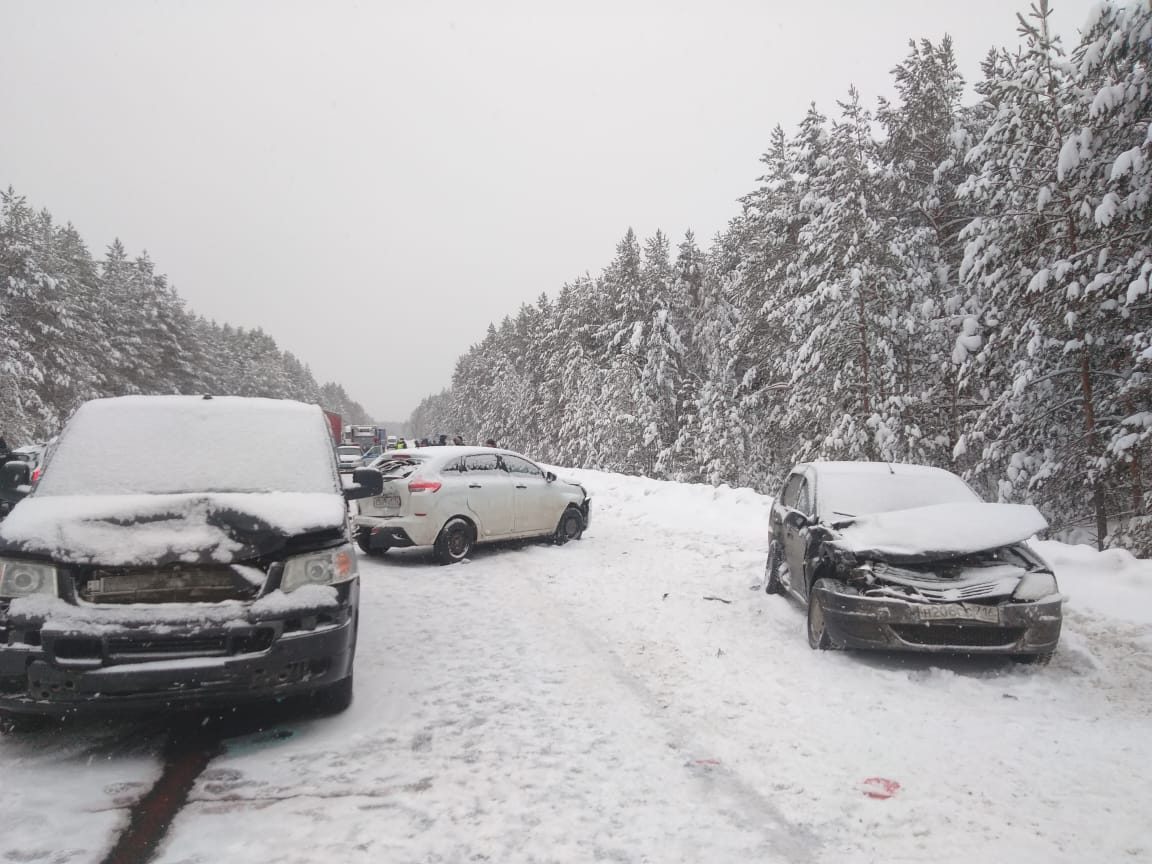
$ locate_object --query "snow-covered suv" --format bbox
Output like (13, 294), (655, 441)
(353, 446), (590, 563)
(0, 395), (383, 724)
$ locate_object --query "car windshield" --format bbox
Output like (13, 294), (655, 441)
(818, 469), (978, 519)
(337, 447), (362, 456)
(34, 396), (338, 496)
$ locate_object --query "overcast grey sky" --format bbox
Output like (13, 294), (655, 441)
(0, 0), (1097, 421)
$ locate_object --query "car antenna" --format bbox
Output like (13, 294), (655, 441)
(886, 461), (895, 474)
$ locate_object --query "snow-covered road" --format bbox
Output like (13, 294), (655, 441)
(3, 469), (1152, 862)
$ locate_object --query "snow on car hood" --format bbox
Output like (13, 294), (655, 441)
(0, 492), (347, 566)
(829, 501), (1048, 561)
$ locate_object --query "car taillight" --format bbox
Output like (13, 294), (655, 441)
(408, 479), (442, 493)
(31, 468), (41, 483)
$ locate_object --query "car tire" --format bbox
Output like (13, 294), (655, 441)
(553, 507), (585, 545)
(313, 674), (354, 714)
(434, 518), (474, 565)
(354, 530), (388, 557)
(806, 579), (836, 650)
(765, 542), (786, 595)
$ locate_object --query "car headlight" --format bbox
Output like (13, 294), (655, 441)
(0, 558), (59, 599)
(281, 545), (357, 593)
(1014, 571), (1058, 601)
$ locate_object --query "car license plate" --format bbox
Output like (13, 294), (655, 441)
(917, 603), (1001, 624)
(373, 495), (401, 509)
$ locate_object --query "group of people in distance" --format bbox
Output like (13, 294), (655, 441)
(399, 435), (498, 449)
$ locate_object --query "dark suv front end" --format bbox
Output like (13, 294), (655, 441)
(0, 545), (359, 716)
(0, 395), (384, 721)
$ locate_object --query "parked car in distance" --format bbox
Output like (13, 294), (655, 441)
(765, 461), (1061, 661)
(353, 446), (590, 564)
(336, 444), (364, 473)
(357, 444), (386, 465)
(0, 395), (383, 725)
(1, 445), (46, 519)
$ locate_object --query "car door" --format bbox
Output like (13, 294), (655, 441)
(502, 454), (555, 534)
(773, 471), (811, 594)
(462, 453), (515, 537)
(784, 475), (816, 600)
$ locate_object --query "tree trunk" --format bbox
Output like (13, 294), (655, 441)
(1079, 349), (1108, 550)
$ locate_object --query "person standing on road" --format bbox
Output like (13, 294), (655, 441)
(453, 435), (464, 446)
(485, 438), (497, 448)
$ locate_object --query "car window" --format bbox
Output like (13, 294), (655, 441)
(780, 473), (803, 508)
(441, 458), (465, 473)
(464, 454), (502, 472)
(377, 457), (425, 479)
(502, 455), (543, 478)
(795, 478), (812, 515)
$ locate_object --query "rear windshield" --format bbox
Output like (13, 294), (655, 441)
(376, 457), (426, 479)
(36, 397), (339, 496)
(337, 446), (362, 456)
(818, 469), (978, 519)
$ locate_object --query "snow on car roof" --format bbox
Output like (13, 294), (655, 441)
(34, 395), (338, 496)
(800, 461), (959, 477)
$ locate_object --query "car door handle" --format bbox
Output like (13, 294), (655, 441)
(468, 483), (482, 489)
(515, 484), (527, 489)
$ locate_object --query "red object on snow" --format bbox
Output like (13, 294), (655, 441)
(322, 410), (342, 445)
(862, 777), (901, 799)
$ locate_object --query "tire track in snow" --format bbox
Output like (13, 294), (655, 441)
(505, 552), (821, 864)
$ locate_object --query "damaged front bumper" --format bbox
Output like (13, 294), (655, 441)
(812, 581), (1062, 655)
(0, 582), (358, 716)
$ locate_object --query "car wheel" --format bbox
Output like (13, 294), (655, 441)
(313, 674), (354, 714)
(553, 507), (585, 545)
(354, 530), (388, 557)
(765, 542), (786, 595)
(434, 518), (474, 565)
(806, 579), (835, 650)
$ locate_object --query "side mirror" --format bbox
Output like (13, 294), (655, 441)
(344, 468), (384, 501)
(784, 510), (809, 530)
(0, 460), (31, 494)
(545, 471), (557, 483)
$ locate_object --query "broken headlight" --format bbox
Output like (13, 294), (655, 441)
(281, 545), (357, 593)
(1013, 571), (1058, 601)
(0, 558), (58, 599)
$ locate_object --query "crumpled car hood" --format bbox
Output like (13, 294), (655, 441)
(0, 492), (347, 566)
(828, 501), (1048, 562)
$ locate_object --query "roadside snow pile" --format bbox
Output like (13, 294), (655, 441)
(1034, 539), (1152, 626)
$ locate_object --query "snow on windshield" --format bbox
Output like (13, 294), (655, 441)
(817, 466), (977, 519)
(35, 396), (338, 496)
(337, 447), (362, 456)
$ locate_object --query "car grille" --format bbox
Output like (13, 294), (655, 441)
(79, 566), (261, 604)
(51, 628), (276, 664)
(891, 625), (1023, 647)
(107, 634), (230, 658)
(872, 562), (1022, 602)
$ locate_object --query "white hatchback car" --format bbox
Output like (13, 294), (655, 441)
(352, 446), (591, 563)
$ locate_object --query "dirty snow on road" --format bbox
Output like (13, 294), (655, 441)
(4, 468), (1152, 863)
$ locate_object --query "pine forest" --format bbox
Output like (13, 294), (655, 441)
(0, 192), (371, 444)
(410, 2), (1152, 553)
